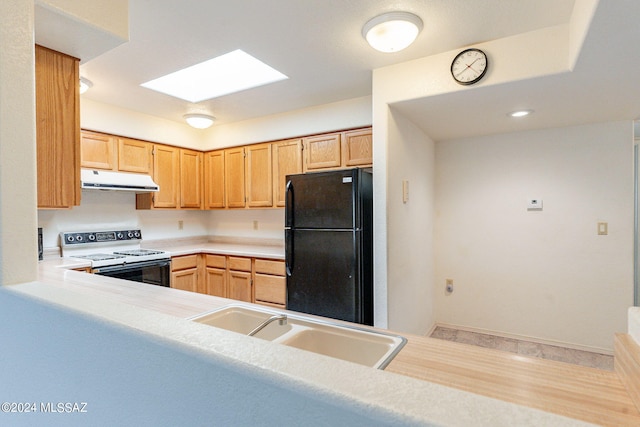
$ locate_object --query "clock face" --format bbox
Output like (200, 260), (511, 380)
(451, 49), (488, 85)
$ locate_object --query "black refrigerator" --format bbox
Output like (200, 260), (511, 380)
(285, 168), (373, 325)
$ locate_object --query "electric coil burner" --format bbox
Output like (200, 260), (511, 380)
(60, 229), (171, 287)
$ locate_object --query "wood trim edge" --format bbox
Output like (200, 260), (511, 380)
(614, 333), (640, 412)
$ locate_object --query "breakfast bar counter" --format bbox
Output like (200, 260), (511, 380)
(9, 261), (640, 426)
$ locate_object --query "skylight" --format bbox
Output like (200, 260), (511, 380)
(140, 49), (288, 103)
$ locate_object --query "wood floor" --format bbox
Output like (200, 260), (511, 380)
(386, 331), (640, 426)
(430, 326), (614, 370)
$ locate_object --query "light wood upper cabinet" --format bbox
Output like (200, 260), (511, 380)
(204, 150), (225, 209)
(272, 139), (303, 207)
(225, 147), (246, 208)
(342, 128), (372, 167)
(35, 45), (81, 209)
(152, 144), (180, 208)
(118, 138), (153, 174)
(303, 132), (341, 172)
(245, 143), (273, 208)
(180, 148), (203, 209)
(80, 130), (116, 170)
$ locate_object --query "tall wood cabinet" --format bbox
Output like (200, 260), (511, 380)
(35, 45), (81, 208)
(225, 147), (246, 208)
(151, 144), (180, 208)
(245, 143), (273, 207)
(204, 150), (225, 208)
(272, 138), (303, 207)
(180, 148), (203, 209)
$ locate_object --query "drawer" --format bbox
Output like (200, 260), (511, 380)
(254, 274), (286, 305)
(171, 254), (198, 271)
(254, 259), (285, 276)
(227, 256), (251, 272)
(205, 254), (226, 269)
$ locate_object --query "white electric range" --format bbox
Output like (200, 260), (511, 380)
(60, 229), (171, 286)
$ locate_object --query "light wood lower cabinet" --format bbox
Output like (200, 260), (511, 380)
(170, 254), (199, 292)
(171, 254), (285, 307)
(204, 254), (226, 297)
(254, 259), (286, 308)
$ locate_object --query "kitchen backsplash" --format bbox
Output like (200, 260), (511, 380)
(38, 190), (285, 249)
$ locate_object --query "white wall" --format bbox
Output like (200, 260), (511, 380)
(0, 0), (38, 284)
(385, 108), (435, 335)
(435, 121), (634, 351)
(202, 96), (372, 150)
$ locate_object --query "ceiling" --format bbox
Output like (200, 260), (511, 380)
(80, 0), (589, 139)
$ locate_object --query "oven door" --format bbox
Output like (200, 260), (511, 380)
(93, 259), (171, 287)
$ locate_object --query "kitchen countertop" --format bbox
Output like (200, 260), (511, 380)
(20, 250), (640, 425)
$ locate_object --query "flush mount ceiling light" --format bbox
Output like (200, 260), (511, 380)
(184, 113), (215, 129)
(141, 49), (288, 103)
(508, 110), (534, 118)
(362, 11), (423, 53)
(79, 77), (93, 94)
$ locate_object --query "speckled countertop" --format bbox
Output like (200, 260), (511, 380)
(20, 238), (639, 425)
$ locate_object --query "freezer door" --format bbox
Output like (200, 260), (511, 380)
(286, 228), (367, 324)
(286, 169), (358, 229)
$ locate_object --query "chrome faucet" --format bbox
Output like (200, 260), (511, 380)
(247, 314), (288, 336)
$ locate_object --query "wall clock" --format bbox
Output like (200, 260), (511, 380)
(450, 48), (488, 85)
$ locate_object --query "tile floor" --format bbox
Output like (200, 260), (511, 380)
(429, 326), (614, 371)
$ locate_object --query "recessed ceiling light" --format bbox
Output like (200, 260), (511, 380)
(141, 49), (288, 103)
(508, 110), (534, 118)
(362, 12), (423, 53)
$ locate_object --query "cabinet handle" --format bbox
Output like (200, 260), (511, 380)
(285, 179), (293, 228)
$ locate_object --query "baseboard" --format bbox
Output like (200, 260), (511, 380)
(432, 322), (613, 356)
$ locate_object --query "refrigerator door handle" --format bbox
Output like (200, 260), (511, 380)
(285, 229), (293, 276)
(285, 179), (293, 228)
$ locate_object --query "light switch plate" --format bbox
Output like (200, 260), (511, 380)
(527, 198), (543, 210)
(598, 222), (608, 235)
(402, 180), (409, 203)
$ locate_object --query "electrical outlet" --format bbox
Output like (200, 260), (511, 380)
(253, 220), (258, 230)
(446, 279), (454, 293)
(178, 220), (184, 230)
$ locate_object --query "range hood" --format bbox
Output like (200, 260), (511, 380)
(81, 169), (159, 192)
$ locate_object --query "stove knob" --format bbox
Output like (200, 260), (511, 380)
(66, 235), (74, 243)
(117, 232), (124, 239)
(88, 234), (96, 241)
(127, 231), (134, 239)
(76, 235), (83, 242)
(134, 231), (141, 238)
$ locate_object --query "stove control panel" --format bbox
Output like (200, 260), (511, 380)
(61, 229), (142, 246)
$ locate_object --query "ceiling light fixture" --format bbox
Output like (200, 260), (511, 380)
(362, 11), (423, 53)
(79, 77), (93, 94)
(184, 113), (215, 129)
(509, 110), (534, 118)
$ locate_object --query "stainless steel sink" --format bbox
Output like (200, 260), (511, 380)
(189, 304), (406, 369)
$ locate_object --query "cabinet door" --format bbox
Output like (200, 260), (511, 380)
(153, 144), (180, 208)
(204, 150), (225, 209)
(303, 132), (341, 172)
(35, 45), (81, 208)
(225, 147), (246, 208)
(342, 128), (372, 167)
(254, 274), (286, 306)
(228, 270), (252, 302)
(245, 143), (273, 207)
(205, 267), (226, 297)
(171, 268), (198, 292)
(180, 149), (203, 209)
(80, 130), (116, 170)
(272, 139), (302, 207)
(118, 138), (152, 174)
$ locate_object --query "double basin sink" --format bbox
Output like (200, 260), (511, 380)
(189, 304), (406, 369)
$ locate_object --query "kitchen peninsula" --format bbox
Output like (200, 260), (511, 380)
(9, 255), (639, 426)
